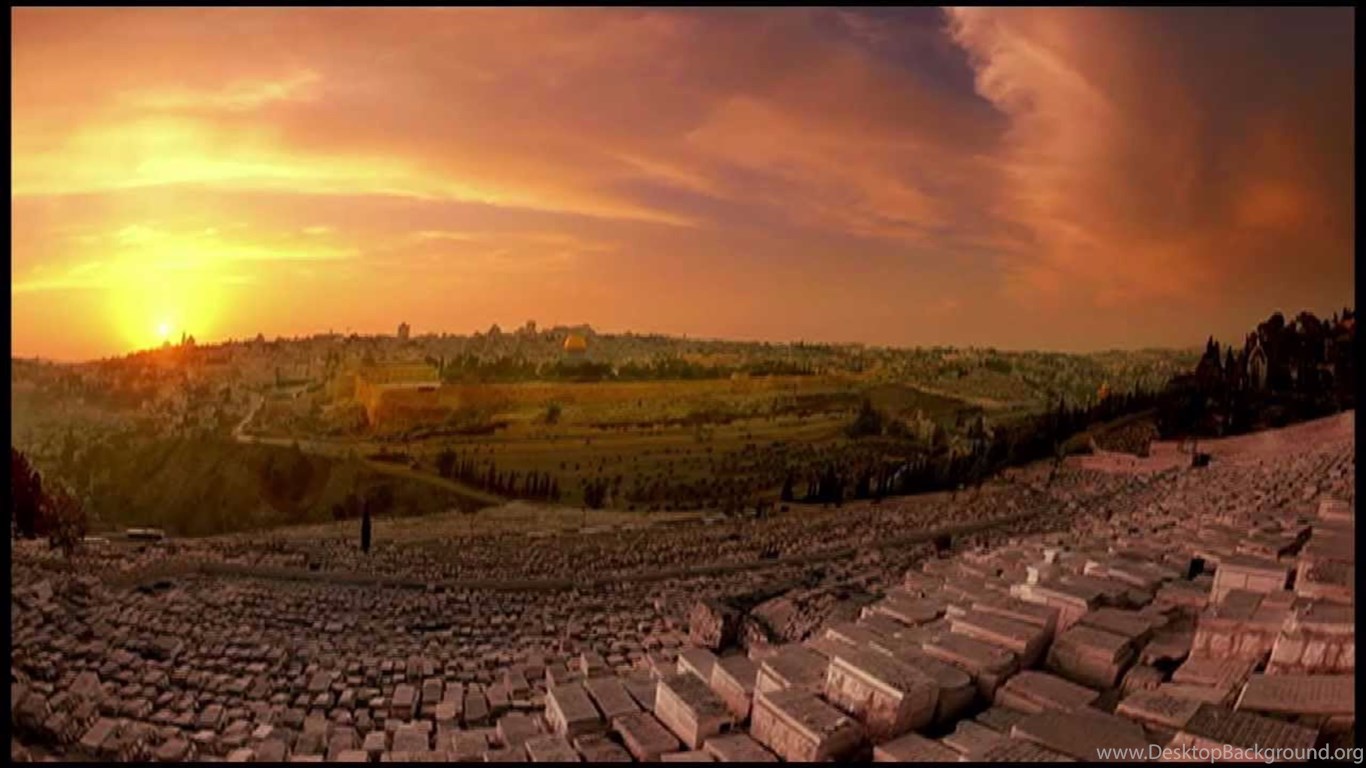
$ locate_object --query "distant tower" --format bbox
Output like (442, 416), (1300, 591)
(1247, 336), (1269, 391)
(397, 322), (410, 342)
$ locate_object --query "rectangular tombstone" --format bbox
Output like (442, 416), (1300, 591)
(975, 704), (1028, 734)
(1141, 629), (1194, 667)
(452, 731), (489, 760)
(612, 711), (682, 762)
(1294, 559), (1354, 605)
(1172, 656), (1256, 690)
(1046, 624), (1136, 690)
(390, 684), (417, 721)
(1267, 602), (1356, 675)
(391, 728), (430, 753)
(750, 688), (864, 763)
(1154, 580), (1211, 612)
(906, 655), (975, 726)
(923, 633), (1019, 699)
(1078, 608), (1159, 645)
(579, 651), (609, 678)
(1157, 683), (1236, 707)
(1211, 555), (1292, 603)
(1060, 574), (1141, 608)
(866, 639), (975, 726)
(708, 654), (758, 722)
(1235, 674), (1354, 718)
(524, 734), (580, 762)
(496, 712), (541, 749)
(994, 671), (1099, 714)
(1116, 689), (1204, 731)
(544, 683), (603, 739)
(972, 596), (1060, 639)
(464, 689), (491, 726)
(623, 676), (659, 713)
(1014, 581), (1102, 630)
(677, 648), (718, 684)
(756, 645), (828, 696)
(702, 733), (778, 763)
(572, 733), (632, 763)
(941, 718), (1007, 756)
(585, 676), (640, 722)
(1010, 709), (1148, 761)
(866, 594), (945, 628)
(1172, 703), (1318, 752)
(859, 614), (914, 639)
(823, 648), (939, 741)
(872, 732), (959, 762)
(804, 634), (854, 660)
(421, 678), (443, 706)
(823, 622), (886, 649)
(1317, 499), (1353, 524)
(949, 610), (1049, 668)
(653, 674), (733, 750)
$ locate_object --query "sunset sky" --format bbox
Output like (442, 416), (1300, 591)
(11, 7), (1354, 361)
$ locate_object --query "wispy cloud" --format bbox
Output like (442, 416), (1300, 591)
(9, 7), (1354, 359)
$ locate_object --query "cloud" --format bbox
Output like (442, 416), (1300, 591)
(122, 70), (322, 113)
(9, 8), (1355, 358)
(945, 7), (1354, 313)
(12, 224), (355, 295)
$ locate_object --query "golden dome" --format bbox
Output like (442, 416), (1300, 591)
(563, 333), (588, 354)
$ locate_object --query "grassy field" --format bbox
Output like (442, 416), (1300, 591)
(356, 375), (1013, 510)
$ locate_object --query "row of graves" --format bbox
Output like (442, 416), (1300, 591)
(10, 447), (1353, 763)
(657, 494), (1355, 762)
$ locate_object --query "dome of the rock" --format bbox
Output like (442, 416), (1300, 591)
(563, 333), (588, 354)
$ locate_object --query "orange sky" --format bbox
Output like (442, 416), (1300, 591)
(11, 8), (1355, 361)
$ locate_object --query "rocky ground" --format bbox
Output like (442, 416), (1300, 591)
(10, 412), (1354, 762)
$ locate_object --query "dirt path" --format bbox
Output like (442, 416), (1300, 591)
(231, 392), (505, 507)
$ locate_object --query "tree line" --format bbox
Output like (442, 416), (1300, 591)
(434, 448), (562, 502)
(1157, 309), (1355, 439)
(434, 353), (814, 384)
(792, 385), (1165, 506)
(11, 447), (88, 556)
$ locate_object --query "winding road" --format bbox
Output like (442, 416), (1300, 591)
(230, 392), (504, 506)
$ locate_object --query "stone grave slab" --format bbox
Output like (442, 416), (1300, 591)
(872, 732), (959, 762)
(750, 688), (864, 763)
(702, 733), (778, 763)
(654, 673), (732, 749)
(613, 711), (682, 762)
(824, 647), (939, 741)
(995, 671), (1100, 714)
(545, 683), (603, 739)
(708, 654), (757, 722)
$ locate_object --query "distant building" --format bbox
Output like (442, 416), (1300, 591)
(397, 322), (410, 342)
(351, 362), (451, 427)
(563, 333), (588, 356)
(1247, 336), (1269, 391)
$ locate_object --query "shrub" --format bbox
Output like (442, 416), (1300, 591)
(44, 486), (87, 558)
(846, 398), (884, 438)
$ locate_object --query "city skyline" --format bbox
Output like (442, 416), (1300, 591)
(12, 7), (1355, 361)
